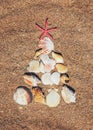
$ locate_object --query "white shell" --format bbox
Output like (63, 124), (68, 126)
(46, 89), (60, 107)
(27, 60), (40, 73)
(39, 37), (54, 54)
(51, 72), (60, 85)
(61, 84), (76, 103)
(41, 73), (53, 85)
(13, 86), (32, 105)
(39, 61), (45, 73)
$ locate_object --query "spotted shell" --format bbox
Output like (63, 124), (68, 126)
(52, 50), (64, 63)
(32, 86), (45, 104)
(13, 86), (33, 105)
(61, 84), (76, 103)
(23, 72), (41, 86)
(56, 63), (68, 73)
(46, 89), (60, 107)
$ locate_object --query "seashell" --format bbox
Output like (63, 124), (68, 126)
(32, 86), (45, 104)
(61, 84), (76, 103)
(52, 50), (64, 63)
(39, 60), (45, 73)
(13, 86), (33, 105)
(60, 73), (69, 84)
(34, 48), (43, 59)
(46, 89), (60, 107)
(56, 63), (68, 73)
(40, 54), (50, 65)
(39, 37), (54, 54)
(27, 60), (40, 73)
(41, 73), (53, 85)
(51, 72), (60, 85)
(23, 72), (41, 86)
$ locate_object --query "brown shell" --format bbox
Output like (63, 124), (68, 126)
(60, 73), (69, 84)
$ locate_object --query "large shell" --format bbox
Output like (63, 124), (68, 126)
(13, 86), (33, 105)
(60, 73), (69, 84)
(34, 48), (43, 59)
(46, 89), (60, 107)
(41, 73), (53, 85)
(32, 86), (45, 104)
(39, 37), (54, 54)
(27, 60), (40, 73)
(23, 72), (41, 86)
(61, 84), (76, 103)
(52, 51), (64, 63)
(56, 63), (68, 73)
(51, 72), (60, 85)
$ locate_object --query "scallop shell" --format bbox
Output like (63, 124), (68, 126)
(60, 73), (69, 84)
(51, 72), (60, 85)
(13, 86), (32, 105)
(52, 51), (64, 63)
(27, 60), (40, 73)
(41, 73), (53, 85)
(32, 86), (45, 104)
(56, 63), (68, 73)
(61, 84), (76, 103)
(46, 89), (60, 107)
(23, 72), (41, 86)
(34, 48), (43, 59)
(39, 37), (54, 54)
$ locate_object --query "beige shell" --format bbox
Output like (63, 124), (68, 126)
(46, 89), (60, 107)
(61, 84), (76, 103)
(13, 86), (32, 105)
(56, 63), (68, 73)
(60, 73), (69, 84)
(39, 61), (45, 73)
(34, 48), (43, 59)
(32, 86), (45, 104)
(23, 72), (41, 86)
(52, 51), (64, 63)
(27, 60), (40, 73)
(39, 37), (54, 54)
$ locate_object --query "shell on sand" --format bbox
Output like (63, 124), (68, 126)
(34, 48), (43, 59)
(39, 37), (54, 54)
(39, 60), (45, 73)
(61, 84), (76, 103)
(51, 72), (60, 85)
(23, 72), (41, 86)
(60, 73), (69, 84)
(32, 86), (45, 104)
(46, 89), (60, 107)
(56, 63), (68, 73)
(41, 73), (53, 85)
(27, 60), (40, 73)
(13, 86), (33, 105)
(52, 50), (64, 63)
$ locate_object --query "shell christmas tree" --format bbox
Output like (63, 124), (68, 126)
(13, 18), (76, 107)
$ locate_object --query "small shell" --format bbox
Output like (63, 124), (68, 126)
(51, 72), (60, 85)
(39, 60), (45, 73)
(40, 54), (49, 65)
(39, 37), (54, 54)
(23, 72), (41, 86)
(13, 86), (33, 105)
(34, 48), (43, 59)
(32, 86), (45, 104)
(61, 84), (76, 103)
(60, 73), (69, 84)
(41, 73), (53, 85)
(46, 89), (60, 107)
(27, 60), (40, 73)
(56, 63), (68, 73)
(52, 51), (64, 63)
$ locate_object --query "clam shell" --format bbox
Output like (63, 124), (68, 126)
(51, 72), (60, 85)
(61, 84), (76, 103)
(32, 86), (45, 104)
(60, 73), (69, 84)
(23, 72), (41, 86)
(46, 89), (60, 107)
(39, 37), (54, 54)
(34, 48), (43, 59)
(13, 86), (32, 105)
(56, 63), (68, 73)
(27, 60), (40, 73)
(41, 73), (53, 85)
(52, 51), (64, 63)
